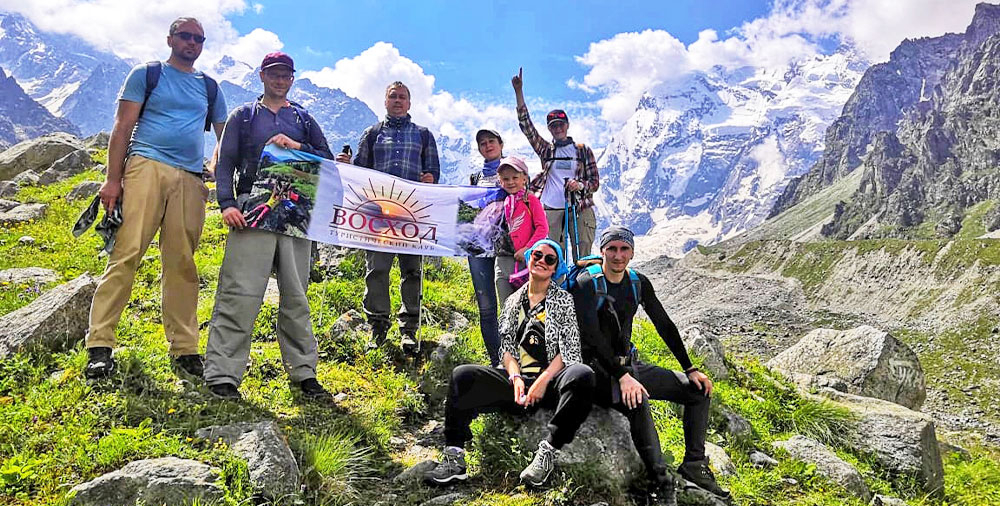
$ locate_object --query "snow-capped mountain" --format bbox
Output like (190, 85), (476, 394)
(0, 65), (80, 148)
(596, 49), (868, 259)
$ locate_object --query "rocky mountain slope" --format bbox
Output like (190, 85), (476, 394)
(595, 49), (867, 259)
(770, 2), (1000, 241)
(0, 66), (80, 149)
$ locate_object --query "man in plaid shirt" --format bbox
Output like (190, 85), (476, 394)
(336, 81), (440, 355)
(512, 68), (600, 260)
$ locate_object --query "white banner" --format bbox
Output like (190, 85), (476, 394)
(240, 145), (506, 257)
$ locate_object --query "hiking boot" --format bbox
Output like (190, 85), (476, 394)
(172, 354), (204, 379)
(424, 446), (468, 485)
(367, 324), (389, 350)
(85, 347), (115, 380)
(400, 330), (419, 356)
(519, 440), (556, 487)
(208, 383), (242, 401)
(298, 378), (333, 401)
(678, 460), (732, 503)
(648, 475), (677, 506)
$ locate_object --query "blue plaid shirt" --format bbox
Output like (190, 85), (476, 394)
(354, 114), (440, 182)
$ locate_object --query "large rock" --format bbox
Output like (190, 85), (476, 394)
(11, 170), (39, 186)
(772, 435), (870, 501)
(0, 203), (47, 225)
(68, 181), (103, 201)
(0, 181), (17, 198)
(195, 421), (299, 499)
(681, 326), (729, 380)
(0, 198), (19, 211)
(0, 132), (84, 181)
(0, 267), (58, 285)
(514, 407), (645, 488)
(42, 149), (93, 182)
(767, 326), (926, 409)
(704, 442), (736, 477)
(68, 457), (224, 506)
(84, 132), (109, 150)
(0, 274), (96, 358)
(814, 388), (944, 496)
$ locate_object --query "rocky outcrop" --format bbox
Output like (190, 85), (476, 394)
(767, 325), (926, 409)
(67, 457), (223, 506)
(68, 181), (102, 201)
(0, 202), (47, 224)
(681, 326), (729, 380)
(195, 421), (299, 500)
(773, 435), (870, 501)
(513, 408), (645, 488)
(0, 267), (58, 285)
(38, 149), (93, 184)
(0, 67), (80, 150)
(0, 274), (96, 358)
(816, 388), (944, 496)
(0, 132), (85, 181)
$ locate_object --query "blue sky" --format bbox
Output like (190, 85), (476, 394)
(227, 0), (771, 104)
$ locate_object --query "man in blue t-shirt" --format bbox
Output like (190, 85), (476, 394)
(85, 17), (228, 380)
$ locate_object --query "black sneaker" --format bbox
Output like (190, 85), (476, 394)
(172, 354), (204, 378)
(367, 324), (389, 350)
(424, 446), (468, 485)
(649, 475), (677, 506)
(298, 378), (333, 401)
(678, 460), (732, 503)
(85, 347), (116, 380)
(208, 383), (242, 400)
(400, 330), (419, 356)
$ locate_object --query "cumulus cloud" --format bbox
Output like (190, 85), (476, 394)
(571, 0), (982, 125)
(300, 42), (597, 150)
(0, 0), (282, 72)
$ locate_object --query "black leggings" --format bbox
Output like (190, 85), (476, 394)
(601, 361), (710, 480)
(444, 363), (595, 449)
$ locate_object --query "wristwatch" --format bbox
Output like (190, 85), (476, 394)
(508, 373), (522, 384)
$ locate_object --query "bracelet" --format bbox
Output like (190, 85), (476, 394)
(508, 373), (522, 384)
(684, 367), (699, 375)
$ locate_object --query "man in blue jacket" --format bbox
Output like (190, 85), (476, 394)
(203, 51), (334, 401)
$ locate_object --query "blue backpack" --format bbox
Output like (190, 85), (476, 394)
(564, 255), (641, 310)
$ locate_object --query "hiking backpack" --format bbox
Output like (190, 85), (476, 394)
(563, 255), (641, 310)
(141, 61), (219, 132)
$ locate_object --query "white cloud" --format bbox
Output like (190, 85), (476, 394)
(571, 0), (983, 125)
(0, 0), (283, 72)
(252, 2), (263, 14)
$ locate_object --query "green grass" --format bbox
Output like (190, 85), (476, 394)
(3, 168), (1000, 505)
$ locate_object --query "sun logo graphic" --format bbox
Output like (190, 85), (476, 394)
(329, 178), (439, 246)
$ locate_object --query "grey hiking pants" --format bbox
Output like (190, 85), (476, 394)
(363, 251), (422, 332)
(204, 227), (318, 387)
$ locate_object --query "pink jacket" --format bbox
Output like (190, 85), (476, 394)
(504, 190), (549, 253)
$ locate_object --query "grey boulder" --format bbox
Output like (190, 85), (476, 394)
(68, 457), (223, 506)
(68, 181), (103, 201)
(11, 170), (39, 186)
(0, 267), (58, 285)
(773, 435), (870, 501)
(514, 407), (645, 489)
(0, 198), (19, 211)
(767, 325), (926, 409)
(681, 326), (729, 380)
(704, 442), (736, 477)
(0, 132), (84, 181)
(0, 203), (47, 225)
(0, 274), (96, 358)
(195, 421), (299, 499)
(815, 388), (943, 496)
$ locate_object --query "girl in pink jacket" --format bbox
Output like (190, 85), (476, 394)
(494, 156), (548, 305)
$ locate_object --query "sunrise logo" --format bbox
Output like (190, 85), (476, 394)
(329, 178), (439, 246)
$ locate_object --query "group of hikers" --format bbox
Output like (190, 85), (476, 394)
(82, 18), (731, 506)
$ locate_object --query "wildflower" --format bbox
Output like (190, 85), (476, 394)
(167, 408), (176, 415)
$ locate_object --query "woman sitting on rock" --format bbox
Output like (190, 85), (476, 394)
(424, 239), (595, 487)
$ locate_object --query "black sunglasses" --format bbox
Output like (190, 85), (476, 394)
(173, 31), (206, 44)
(531, 250), (558, 266)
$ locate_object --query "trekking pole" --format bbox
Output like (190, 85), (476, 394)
(563, 177), (572, 261)
(570, 190), (581, 263)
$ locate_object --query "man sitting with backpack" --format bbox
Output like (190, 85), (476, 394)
(567, 227), (732, 506)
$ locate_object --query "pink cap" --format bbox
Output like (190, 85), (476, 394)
(261, 51), (295, 72)
(497, 156), (530, 176)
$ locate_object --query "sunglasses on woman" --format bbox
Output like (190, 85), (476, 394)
(173, 31), (206, 44)
(531, 250), (558, 266)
